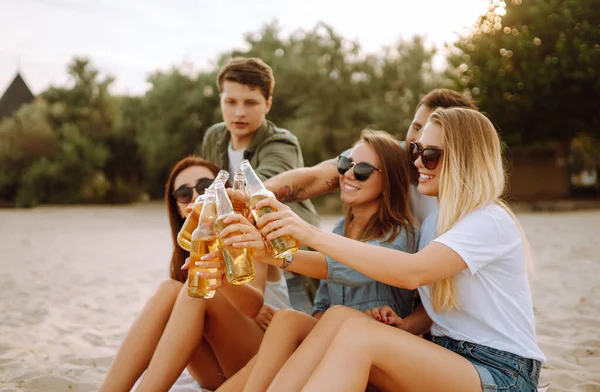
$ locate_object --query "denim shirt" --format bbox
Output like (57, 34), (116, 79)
(312, 218), (418, 318)
(418, 209), (439, 250)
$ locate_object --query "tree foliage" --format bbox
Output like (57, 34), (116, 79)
(6, 9), (596, 207)
(448, 0), (600, 146)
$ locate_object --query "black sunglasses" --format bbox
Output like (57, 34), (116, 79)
(409, 142), (443, 170)
(173, 177), (214, 204)
(337, 155), (381, 182)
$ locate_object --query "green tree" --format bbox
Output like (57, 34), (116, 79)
(448, 0), (600, 146)
(224, 22), (438, 165)
(137, 69), (221, 198)
(0, 101), (59, 205)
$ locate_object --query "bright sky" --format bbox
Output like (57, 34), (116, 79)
(0, 0), (489, 96)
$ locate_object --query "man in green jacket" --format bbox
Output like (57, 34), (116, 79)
(199, 57), (319, 228)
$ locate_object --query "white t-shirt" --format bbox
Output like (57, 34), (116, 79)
(227, 142), (245, 176)
(263, 273), (292, 311)
(417, 203), (546, 362)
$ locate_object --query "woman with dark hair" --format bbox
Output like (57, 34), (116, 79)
(211, 130), (418, 391)
(99, 156), (291, 392)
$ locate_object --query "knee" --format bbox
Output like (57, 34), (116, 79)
(155, 278), (183, 298)
(270, 308), (303, 326)
(334, 317), (372, 346)
(268, 309), (310, 343)
(321, 305), (364, 323)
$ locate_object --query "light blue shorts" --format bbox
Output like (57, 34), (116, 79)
(432, 336), (541, 392)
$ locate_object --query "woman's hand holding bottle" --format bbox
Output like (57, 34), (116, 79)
(253, 198), (317, 246)
(220, 214), (278, 265)
(182, 253), (227, 291)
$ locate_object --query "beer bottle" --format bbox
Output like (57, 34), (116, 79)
(214, 182), (255, 285)
(240, 159), (299, 259)
(177, 170), (230, 251)
(231, 170), (250, 217)
(188, 188), (219, 298)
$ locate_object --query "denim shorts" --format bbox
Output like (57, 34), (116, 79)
(431, 336), (541, 392)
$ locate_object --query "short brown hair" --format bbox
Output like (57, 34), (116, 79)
(217, 57), (275, 100)
(418, 89), (478, 111)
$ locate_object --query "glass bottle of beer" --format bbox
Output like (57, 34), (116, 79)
(231, 170), (250, 217)
(214, 182), (255, 285)
(188, 188), (219, 298)
(240, 159), (299, 259)
(177, 170), (230, 251)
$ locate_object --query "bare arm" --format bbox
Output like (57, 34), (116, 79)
(232, 247), (329, 281)
(254, 198), (469, 291)
(305, 229), (466, 290)
(264, 158), (340, 203)
(402, 304), (433, 335)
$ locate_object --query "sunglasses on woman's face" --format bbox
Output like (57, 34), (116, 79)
(173, 177), (214, 204)
(409, 142), (443, 170)
(337, 155), (381, 182)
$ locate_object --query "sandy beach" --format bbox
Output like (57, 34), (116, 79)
(0, 203), (598, 391)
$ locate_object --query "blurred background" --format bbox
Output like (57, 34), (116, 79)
(1, 2), (600, 391)
(1, 0), (598, 209)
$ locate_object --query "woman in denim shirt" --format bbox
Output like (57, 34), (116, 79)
(246, 109), (545, 392)
(310, 217), (415, 318)
(210, 130), (417, 391)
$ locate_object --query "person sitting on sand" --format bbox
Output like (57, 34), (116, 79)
(241, 108), (546, 391)
(99, 156), (291, 392)
(205, 130), (418, 391)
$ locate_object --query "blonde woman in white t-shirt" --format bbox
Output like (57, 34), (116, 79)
(248, 107), (545, 392)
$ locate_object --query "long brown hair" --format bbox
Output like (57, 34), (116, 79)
(344, 130), (416, 249)
(165, 156), (220, 282)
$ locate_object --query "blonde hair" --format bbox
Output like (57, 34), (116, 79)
(428, 108), (532, 312)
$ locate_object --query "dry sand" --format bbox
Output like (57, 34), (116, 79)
(0, 203), (598, 391)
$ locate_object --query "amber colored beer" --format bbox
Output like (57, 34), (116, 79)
(177, 201), (203, 251)
(231, 171), (250, 217)
(249, 194), (299, 259)
(188, 236), (219, 298)
(215, 217), (255, 285)
(231, 191), (250, 217)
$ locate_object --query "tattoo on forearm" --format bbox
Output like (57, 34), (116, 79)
(325, 176), (340, 190)
(275, 183), (306, 203)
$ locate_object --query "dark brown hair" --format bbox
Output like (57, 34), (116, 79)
(165, 156), (220, 282)
(217, 57), (275, 100)
(344, 130), (416, 249)
(418, 88), (478, 111)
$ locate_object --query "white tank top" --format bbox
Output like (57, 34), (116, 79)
(263, 273), (292, 311)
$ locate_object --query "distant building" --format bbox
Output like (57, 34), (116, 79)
(0, 73), (35, 120)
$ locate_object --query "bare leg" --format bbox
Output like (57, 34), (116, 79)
(267, 306), (368, 392)
(238, 309), (318, 392)
(302, 317), (482, 392)
(202, 293), (265, 378)
(215, 356), (257, 392)
(99, 279), (182, 392)
(186, 338), (225, 390)
(136, 284), (264, 391)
